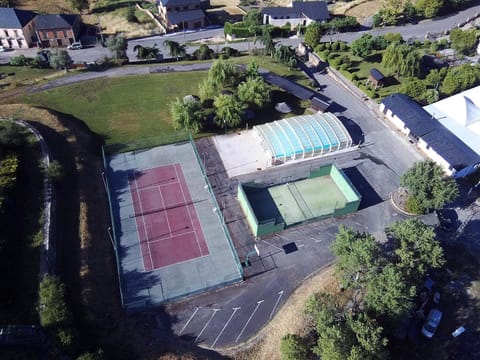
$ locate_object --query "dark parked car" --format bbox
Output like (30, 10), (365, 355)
(421, 309), (443, 338)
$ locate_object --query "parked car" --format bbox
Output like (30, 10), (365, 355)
(67, 42), (82, 50)
(0, 45), (5, 52)
(421, 309), (443, 338)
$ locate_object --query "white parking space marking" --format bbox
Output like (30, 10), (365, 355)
(261, 239), (283, 251)
(211, 307), (241, 349)
(195, 308), (220, 343)
(235, 300), (264, 343)
(269, 291), (284, 319)
(179, 307), (200, 335)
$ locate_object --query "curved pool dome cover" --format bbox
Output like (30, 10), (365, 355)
(253, 113), (353, 165)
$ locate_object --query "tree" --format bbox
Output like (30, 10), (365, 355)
(259, 25), (276, 56)
(39, 275), (72, 328)
(365, 264), (416, 317)
(415, 0), (444, 18)
(133, 45), (160, 60)
(382, 43), (420, 77)
(214, 94), (243, 128)
(243, 8), (263, 36)
(106, 34), (128, 62)
(170, 98), (205, 133)
(198, 78), (218, 101)
(425, 67), (447, 89)
(350, 34), (374, 58)
(304, 22), (324, 48)
(400, 160), (459, 213)
(449, 28), (478, 55)
(208, 59), (241, 89)
(163, 39), (186, 61)
(331, 226), (380, 288)
(274, 45), (296, 65)
(68, 0), (88, 12)
(441, 64), (480, 96)
(280, 334), (309, 360)
(399, 79), (428, 104)
(305, 293), (389, 360)
(378, 0), (404, 26)
(77, 350), (104, 360)
(237, 77), (271, 109)
(388, 219), (445, 282)
(48, 48), (72, 72)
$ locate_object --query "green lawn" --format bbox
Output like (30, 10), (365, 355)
(24, 71), (208, 148)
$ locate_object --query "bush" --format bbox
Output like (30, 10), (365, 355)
(340, 63), (349, 71)
(9, 55), (36, 66)
(405, 195), (425, 214)
(338, 41), (348, 51)
(316, 43), (325, 52)
(325, 42), (331, 50)
(331, 41), (339, 51)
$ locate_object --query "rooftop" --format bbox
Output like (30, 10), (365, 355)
(35, 14), (79, 30)
(0, 7), (36, 29)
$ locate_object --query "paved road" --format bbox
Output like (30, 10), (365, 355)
(1, 1), (480, 65)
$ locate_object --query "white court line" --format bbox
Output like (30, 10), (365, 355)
(211, 307), (240, 349)
(148, 230), (197, 245)
(132, 172), (154, 270)
(156, 182), (173, 236)
(179, 307), (200, 335)
(174, 164), (205, 256)
(195, 308), (220, 343)
(235, 300), (264, 343)
(269, 291), (284, 319)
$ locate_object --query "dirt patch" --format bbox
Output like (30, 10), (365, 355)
(14, 0), (73, 13)
(226, 266), (338, 360)
(345, 0), (382, 23)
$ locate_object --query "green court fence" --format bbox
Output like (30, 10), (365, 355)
(103, 130), (190, 155)
(101, 146), (125, 308)
(189, 133), (244, 278)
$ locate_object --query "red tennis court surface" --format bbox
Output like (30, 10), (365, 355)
(129, 164), (209, 271)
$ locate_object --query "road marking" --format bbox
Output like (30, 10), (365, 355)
(235, 300), (264, 343)
(269, 291), (284, 319)
(195, 308), (220, 343)
(211, 307), (240, 349)
(298, 244), (305, 248)
(261, 239), (283, 251)
(179, 307), (200, 335)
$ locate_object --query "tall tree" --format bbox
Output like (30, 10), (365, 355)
(388, 219), (445, 282)
(441, 64), (480, 96)
(208, 59), (241, 89)
(365, 264), (416, 317)
(133, 45), (160, 60)
(331, 226), (380, 288)
(259, 25), (276, 56)
(304, 22), (324, 48)
(48, 48), (72, 72)
(382, 43), (420, 77)
(213, 94), (243, 128)
(106, 34), (128, 62)
(400, 160), (459, 213)
(163, 39), (186, 61)
(237, 77), (271, 109)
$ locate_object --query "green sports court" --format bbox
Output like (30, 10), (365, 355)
(238, 164), (361, 237)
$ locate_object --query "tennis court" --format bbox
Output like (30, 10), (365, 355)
(103, 140), (243, 311)
(129, 164), (209, 271)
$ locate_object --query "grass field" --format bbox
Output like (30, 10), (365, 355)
(23, 71), (208, 148)
(0, 65), (58, 91)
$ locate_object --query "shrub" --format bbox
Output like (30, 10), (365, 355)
(331, 41), (339, 51)
(325, 42), (331, 50)
(316, 43), (325, 52)
(9, 55), (35, 66)
(340, 63), (349, 71)
(339, 41), (348, 51)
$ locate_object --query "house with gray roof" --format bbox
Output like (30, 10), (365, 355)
(158, 0), (206, 31)
(0, 7), (36, 49)
(35, 14), (80, 48)
(262, 1), (329, 28)
(380, 93), (480, 177)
